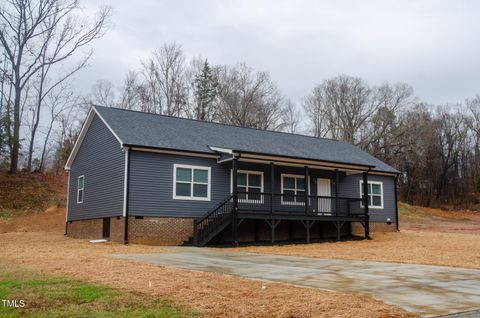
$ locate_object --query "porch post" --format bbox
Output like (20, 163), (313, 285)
(270, 162), (274, 215)
(334, 169), (339, 216)
(232, 158), (238, 245)
(394, 175), (399, 231)
(304, 166), (309, 215)
(362, 171), (370, 239)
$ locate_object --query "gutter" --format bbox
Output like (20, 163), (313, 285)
(124, 146), (131, 244)
(394, 175), (400, 231)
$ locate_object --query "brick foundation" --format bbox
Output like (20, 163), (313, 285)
(128, 217), (194, 246)
(68, 216), (194, 245)
(67, 218), (103, 239)
(110, 216), (125, 243)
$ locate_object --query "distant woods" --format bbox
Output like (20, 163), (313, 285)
(94, 43), (289, 131)
(90, 43), (480, 208)
(0, 3), (479, 208)
(305, 77), (480, 207)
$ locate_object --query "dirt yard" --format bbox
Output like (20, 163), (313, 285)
(219, 203), (480, 269)
(0, 207), (414, 318)
(1, 199), (479, 317)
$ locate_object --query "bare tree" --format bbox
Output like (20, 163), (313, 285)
(118, 70), (141, 110)
(281, 100), (300, 133)
(38, 85), (75, 171)
(0, 0), (111, 172)
(215, 63), (285, 130)
(138, 42), (188, 116)
(91, 79), (116, 107)
(304, 75), (381, 144)
(466, 96), (480, 192)
(303, 86), (331, 138)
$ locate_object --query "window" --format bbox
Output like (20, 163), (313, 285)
(173, 164), (211, 201)
(281, 174), (307, 205)
(235, 170), (264, 203)
(77, 175), (84, 204)
(360, 181), (384, 209)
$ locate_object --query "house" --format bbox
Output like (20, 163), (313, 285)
(65, 105), (400, 246)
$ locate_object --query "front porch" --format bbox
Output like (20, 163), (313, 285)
(194, 156), (373, 247)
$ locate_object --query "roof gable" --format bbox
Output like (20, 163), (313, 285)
(64, 108), (123, 170)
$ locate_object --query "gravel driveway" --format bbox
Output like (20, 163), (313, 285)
(113, 247), (480, 317)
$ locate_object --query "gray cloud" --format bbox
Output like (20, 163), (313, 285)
(77, 0), (480, 105)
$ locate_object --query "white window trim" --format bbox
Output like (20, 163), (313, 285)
(173, 164), (211, 201)
(77, 175), (84, 204)
(359, 180), (384, 209)
(230, 169), (264, 203)
(281, 173), (310, 206)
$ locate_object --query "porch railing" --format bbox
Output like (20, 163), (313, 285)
(236, 191), (363, 217)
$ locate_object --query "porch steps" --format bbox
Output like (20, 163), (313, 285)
(194, 194), (235, 247)
(195, 213), (232, 247)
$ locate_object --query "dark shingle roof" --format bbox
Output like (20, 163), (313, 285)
(94, 106), (399, 174)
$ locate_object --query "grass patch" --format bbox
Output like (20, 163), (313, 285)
(0, 260), (200, 318)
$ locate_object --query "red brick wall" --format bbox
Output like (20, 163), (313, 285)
(109, 216), (125, 243)
(128, 217), (194, 246)
(67, 218), (103, 239)
(67, 216), (194, 245)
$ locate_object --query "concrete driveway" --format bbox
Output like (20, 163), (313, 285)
(113, 247), (480, 317)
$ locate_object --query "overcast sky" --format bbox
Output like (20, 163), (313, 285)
(78, 0), (480, 106)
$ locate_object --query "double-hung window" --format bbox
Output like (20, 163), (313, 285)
(236, 170), (263, 203)
(281, 174), (306, 205)
(173, 164), (211, 201)
(360, 181), (383, 209)
(77, 175), (84, 204)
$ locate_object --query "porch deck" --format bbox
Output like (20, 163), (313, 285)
(193, 158), (372, 247)
(194, 191), (369, 246)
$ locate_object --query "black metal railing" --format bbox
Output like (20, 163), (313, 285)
(236, 191), (364, 217)
(194, 194), (234, 246)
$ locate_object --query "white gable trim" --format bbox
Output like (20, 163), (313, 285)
(64, 106), (124, 170)
(208, 146), (233, 154)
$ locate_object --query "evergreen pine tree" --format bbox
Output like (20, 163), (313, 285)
(194, 60), (218, 121)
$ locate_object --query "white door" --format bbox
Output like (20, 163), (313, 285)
(317, 178), (331, 215)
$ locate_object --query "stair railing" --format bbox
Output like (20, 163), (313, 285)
(194, 194), (234, 246)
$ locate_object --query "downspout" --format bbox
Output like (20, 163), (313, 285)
(124, 147), (131, 244)
(65, 170), (70, 236)
(394, 174), (400, 231)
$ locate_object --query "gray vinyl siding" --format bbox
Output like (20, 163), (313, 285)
(67, 115), (124, 221)
(127, 156), (340, 218)
(338, 174), (396, 222)
(128, 151), (231, 218)
(127, 156), (377, 219)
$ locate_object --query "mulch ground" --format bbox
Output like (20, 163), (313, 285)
(3, 202), (478, 317)
(0, 229), (414, 318)
(219, 204), (480, 269)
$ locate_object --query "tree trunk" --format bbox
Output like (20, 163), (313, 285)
(27, 69), (45, 171)
(10, 79), (21, 173)
(39, 117), (55, 172)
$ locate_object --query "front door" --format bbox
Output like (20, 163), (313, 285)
(317, 178), (331, 214)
